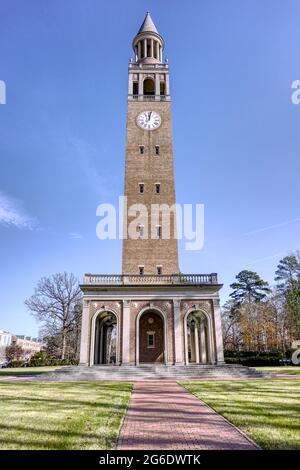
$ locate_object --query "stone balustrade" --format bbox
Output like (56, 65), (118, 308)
(83, 273), (218, 286)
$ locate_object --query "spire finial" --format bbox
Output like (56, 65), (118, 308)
(138, 12), (159, 35)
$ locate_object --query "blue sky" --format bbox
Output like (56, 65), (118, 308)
(0, 0), (299, 336)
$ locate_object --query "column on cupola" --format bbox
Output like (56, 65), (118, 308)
(128, 73), (133, 96)
(165, 74), (170, 96)
(150, 38), (154, 58)
(138, 41), (141, 61)
(138, 73), (143, 98)
(156, 41), (159, 61)
(144, 38), (147, 58)
(155, 73), (160, 98)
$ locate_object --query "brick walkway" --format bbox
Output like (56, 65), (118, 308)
(117, 381), (258, 450)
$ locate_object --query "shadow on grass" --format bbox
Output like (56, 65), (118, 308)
(0, 370), (50, 377)
(181, 380), (300, 450)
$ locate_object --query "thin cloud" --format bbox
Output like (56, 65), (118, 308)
(69, 232), (83, 239)
(245, 217), (300, 236)
(0, 191), (37, 230)
(206, 216), (300, 248)
(246, 251), (287, 266)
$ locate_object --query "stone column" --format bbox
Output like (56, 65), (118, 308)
(156, 41), (159, 61)
(150, 38), (154, 58)
(200, 322), (207, 363)
(190, 330), (196, 362)
(173, 299), (184, 364)
(213, 298), (225, 363)
(138, 41), (141, 61)
(144, 38), (147, 58)
(128, 73), (133, 96)
(166, 73), (170, 96)
(138, 73), (143, 98)
(79, 300), (90, 365)
(194, 325), (200, 364)
(122, 300), (131, 364)
(155, 74), (160, 99)
(99, 326), (104, 364)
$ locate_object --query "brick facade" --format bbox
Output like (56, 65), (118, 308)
(122, 101), (179, 275)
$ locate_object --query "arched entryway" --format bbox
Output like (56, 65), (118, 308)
(137, 310), (166, 364)
(185, 311), (212, 364)
(93, 311), (118, 365)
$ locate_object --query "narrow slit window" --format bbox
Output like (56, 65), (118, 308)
(138, 225), (144, 238)
(155, 145), (160, 155)
(139, 145), (144, 155)
(139, 183), (144, 194)
(139, 266), (144, 276)
(147, 332), (155, 348)
(155, 183), (160, 194)
(133, 81), (138, 95)
(156, 266), (162, 275)
(156, 225), (162, 238)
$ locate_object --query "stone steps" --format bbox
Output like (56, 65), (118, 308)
(39, 364), (268, 381)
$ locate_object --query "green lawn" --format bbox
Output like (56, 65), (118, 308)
(0, 366), (60, 378)
(182, 379), (300, 450)
(0, 381), (132, 449)
(254, 366), (300, 375)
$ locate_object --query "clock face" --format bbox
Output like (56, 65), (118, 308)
(136, 111), (161, 130)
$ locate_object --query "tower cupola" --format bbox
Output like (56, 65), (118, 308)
(132, 12), (164, 64)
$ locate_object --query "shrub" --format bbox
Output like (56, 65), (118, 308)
(28, 352), (79, 367)
(8, 360), (27, 368)
(224, 350), (291, 366)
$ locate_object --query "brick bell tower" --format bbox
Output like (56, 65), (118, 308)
(122, 12), (179, 275)
(79, 13), (225, 369)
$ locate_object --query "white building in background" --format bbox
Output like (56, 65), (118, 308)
(14, 335), (44, 360)
(0, 330), (44, 363)
(0, 330), (13, 363)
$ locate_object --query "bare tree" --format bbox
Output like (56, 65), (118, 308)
(6, 344), (24, 362)
(25, 272), (82, 359)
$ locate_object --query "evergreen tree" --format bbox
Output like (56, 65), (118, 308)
(230, 270), (271, 304)
(275, 254), (300, 338)
(275, 255), (300, 291)
(285, 284), (300, 337)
